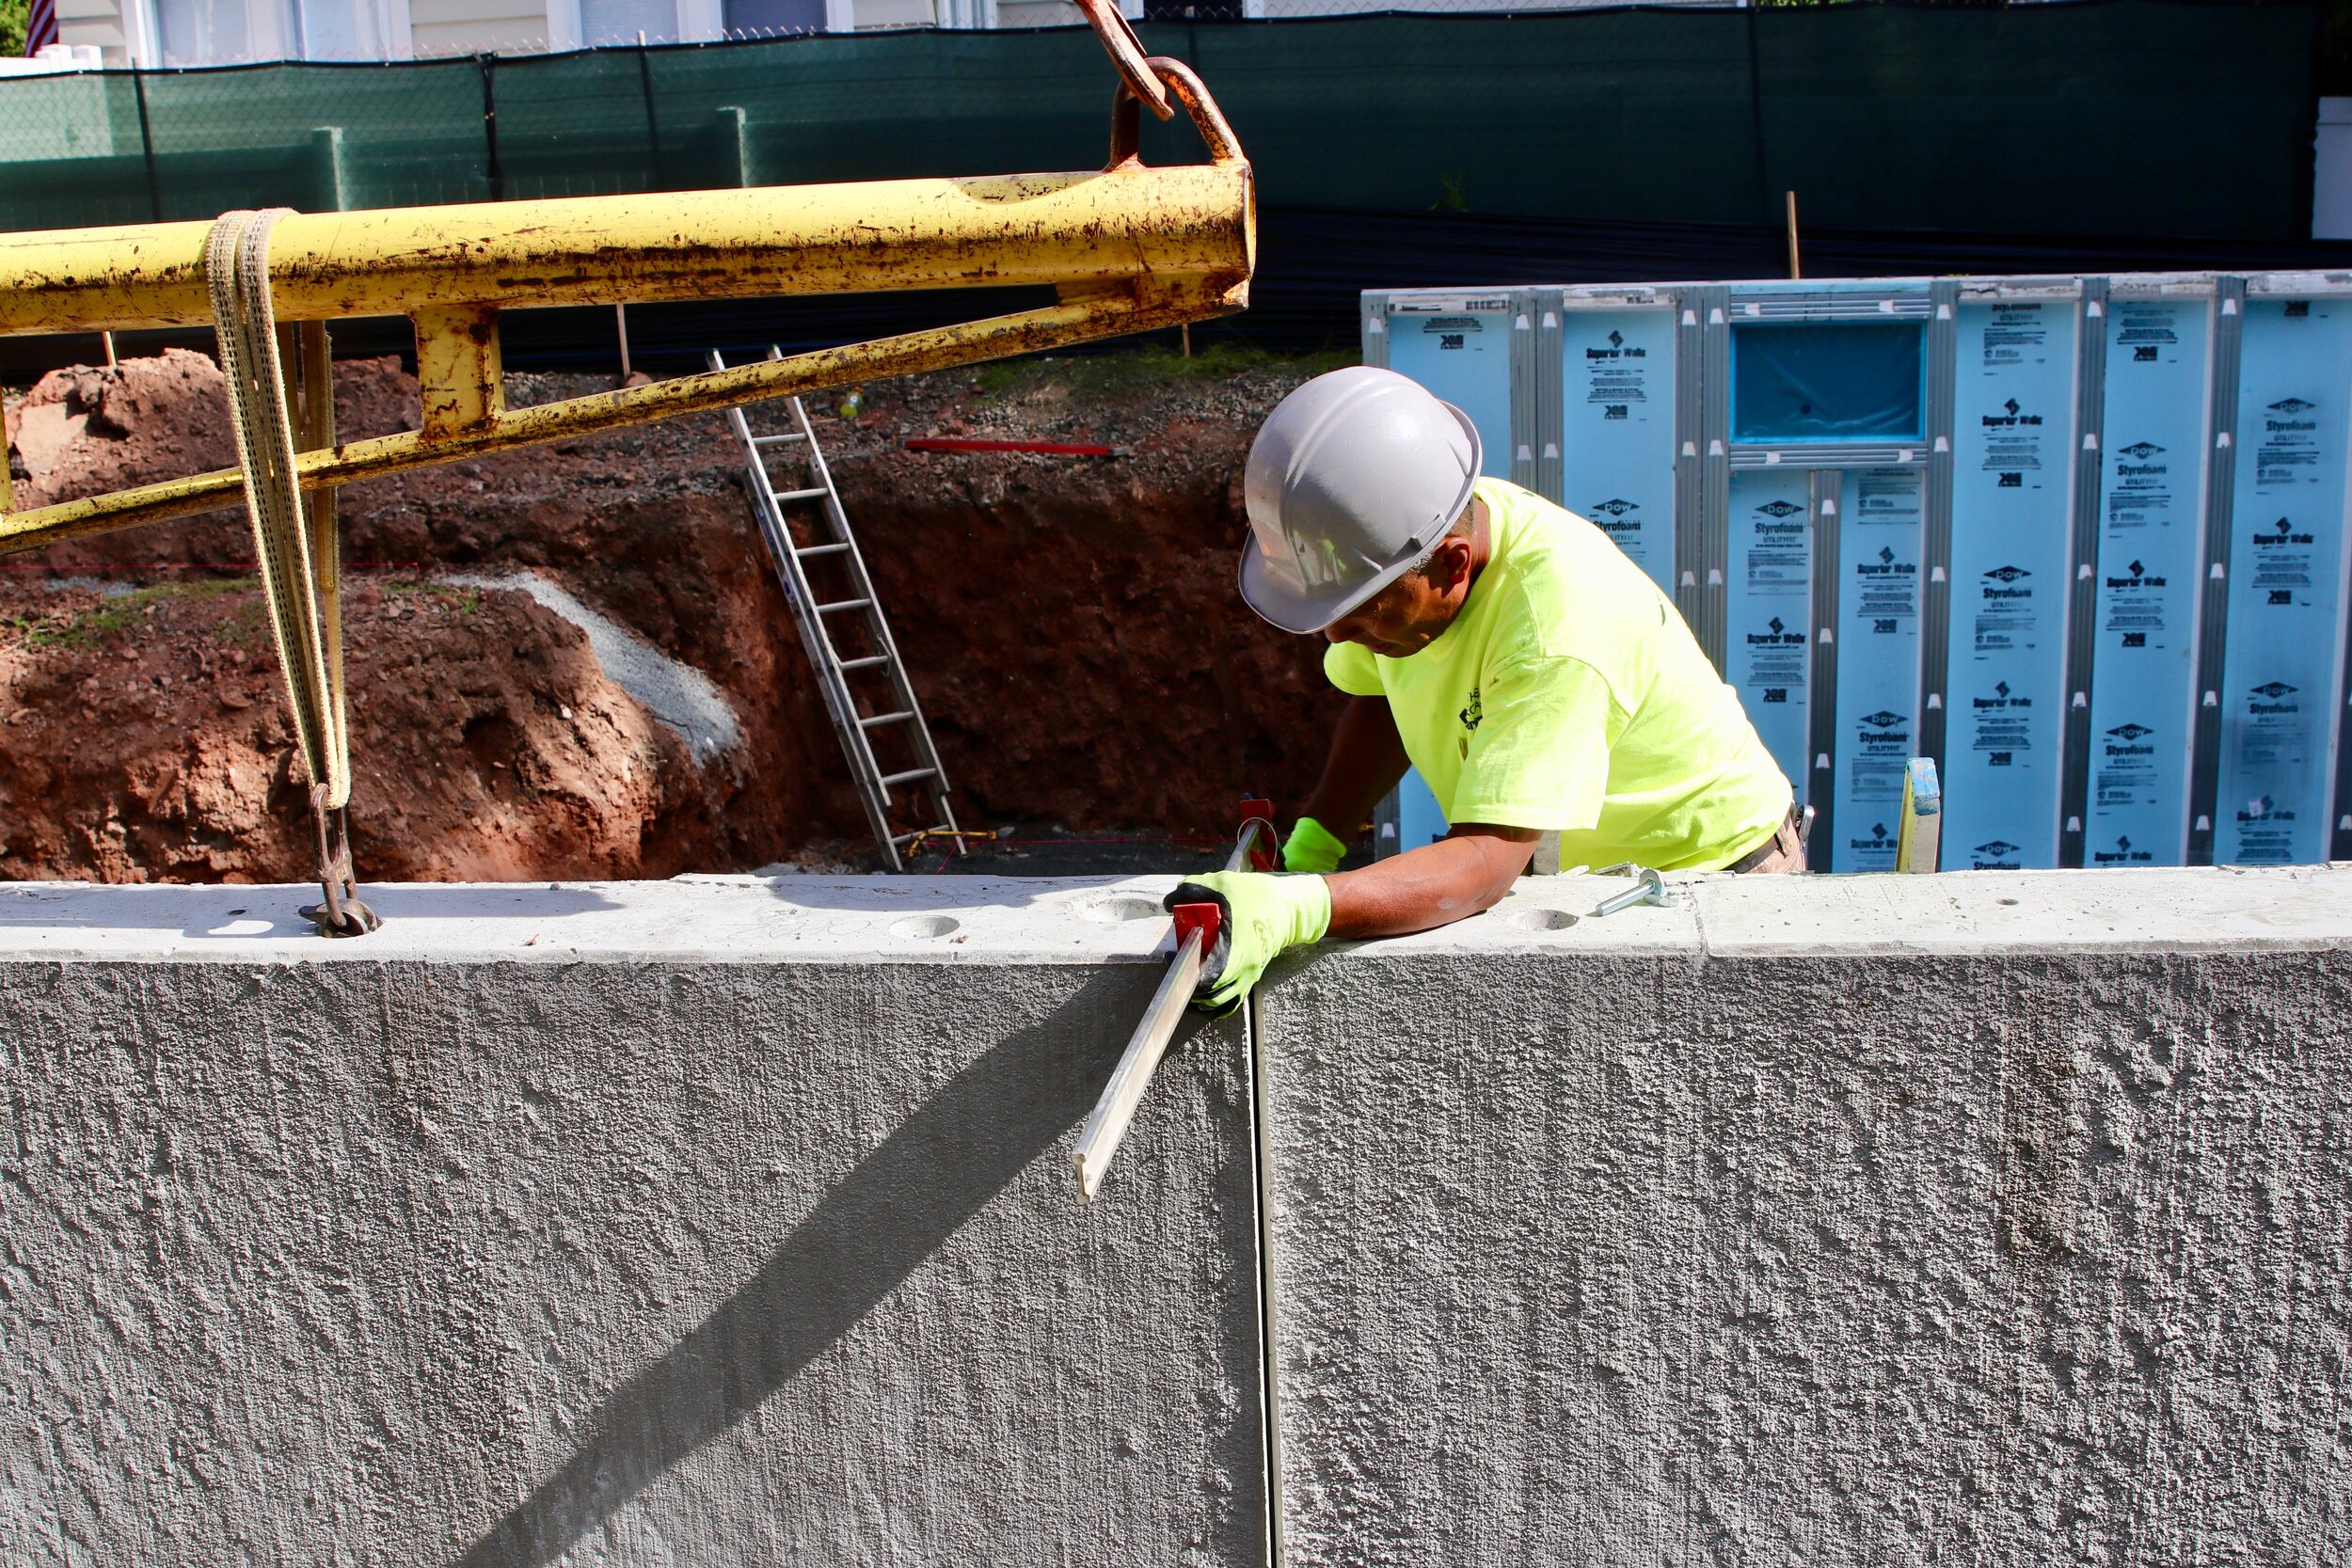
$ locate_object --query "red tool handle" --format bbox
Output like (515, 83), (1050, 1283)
(904, 437), (1122, 457)
(1171, 901), (1222, 949)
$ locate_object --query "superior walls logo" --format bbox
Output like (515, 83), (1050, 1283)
(1848, 820), (1894, 854)
(2090, 832), (2155, 865)
(1583, 328), (1647, 361)
(2106, 559), (2167, 591)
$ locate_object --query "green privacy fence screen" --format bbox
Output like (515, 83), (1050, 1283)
(0, 1), (2320, 242)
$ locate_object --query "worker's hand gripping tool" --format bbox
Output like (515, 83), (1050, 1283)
(1073, 799), (1279, 1202)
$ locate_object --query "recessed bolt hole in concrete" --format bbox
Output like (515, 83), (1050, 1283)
(1080, 895), (1165, 923)
(1505, 907), (1580, 932)
(889, 914), (961, 939)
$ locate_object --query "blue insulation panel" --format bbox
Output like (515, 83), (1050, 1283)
(1832, 467), (1927, 871)
(1392, 767), (1449, 852)
(1560, 307), (1677, 593)
(1384, 302), (1514, 480)
(2085, 296), (2212, 865)
(1944, 299), (2079, 870)
(2215, 297), (2352, 863)
(1725, 468), (1816, 805)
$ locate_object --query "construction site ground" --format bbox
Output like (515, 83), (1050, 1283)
(0, 341), (1357, 886)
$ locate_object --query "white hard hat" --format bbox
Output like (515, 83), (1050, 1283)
(1237, 366), (1483, 634)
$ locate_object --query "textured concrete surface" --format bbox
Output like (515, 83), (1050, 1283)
(0, 877), (1266, 1566)
(8, 866), (2352, 1566)
(1260, 864), (2352, 1567)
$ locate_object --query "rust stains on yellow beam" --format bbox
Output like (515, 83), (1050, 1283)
(414, 304), (505, 442)
(0, 164), (1254, 337)
(0, 275), (1240, 555)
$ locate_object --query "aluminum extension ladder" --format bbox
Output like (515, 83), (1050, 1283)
(712, 348), (961, 871)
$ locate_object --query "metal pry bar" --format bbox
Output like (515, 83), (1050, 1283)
(1073, 802), (1275, 1203)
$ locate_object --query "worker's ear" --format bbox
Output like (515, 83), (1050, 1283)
(1422, 533), (1475, 594)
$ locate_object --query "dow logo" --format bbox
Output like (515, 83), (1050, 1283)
(2251, 681), (2298, 699)
(1975, 840), (2019, 857)
(1985, 564), (2029, 582)
(2107, 722), (2153, 740)
(1590, 499), (1637, 516)
(2269, 397), (2316, 414)
(1860, 710), (1907, 729)
(1756, 499), (1804, 518)
(2118, 442), (2164, 459)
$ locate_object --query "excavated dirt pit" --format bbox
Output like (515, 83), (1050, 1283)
(0, 343), (1352, 884)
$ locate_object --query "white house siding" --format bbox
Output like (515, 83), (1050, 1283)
(409, 0), (556, 55)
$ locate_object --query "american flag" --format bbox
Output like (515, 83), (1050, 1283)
(24, 0), (59, 56)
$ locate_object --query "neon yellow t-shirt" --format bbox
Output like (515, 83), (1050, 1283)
(1325, 478), (1790, 871)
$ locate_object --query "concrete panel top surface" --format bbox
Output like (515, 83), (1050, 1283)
(2, 863), (2349, 966)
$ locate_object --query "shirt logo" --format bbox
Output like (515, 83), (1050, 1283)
(1459, 686), (1484, 733)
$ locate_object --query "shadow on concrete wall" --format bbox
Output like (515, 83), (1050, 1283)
(456, 971), (1126, 1567)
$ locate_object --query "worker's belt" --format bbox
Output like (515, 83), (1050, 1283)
(1725, 805), (1804, 875)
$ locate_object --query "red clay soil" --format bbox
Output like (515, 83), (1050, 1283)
(0, 345), (1345, 883)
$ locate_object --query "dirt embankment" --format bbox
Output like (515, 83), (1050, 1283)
(0, 345), (1345, 883)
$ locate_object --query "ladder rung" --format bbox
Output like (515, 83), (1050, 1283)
(880, 768), (938, 787)
(859, 710), (914, 728)
(795, 542), (851, 557)
(752, 433), (806, 446)
(774, 486), (829, 502)
(817, 598), (871, 615)
(837, 655), (892, 672)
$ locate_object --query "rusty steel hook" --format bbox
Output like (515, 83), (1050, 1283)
(1107, 55), (1248, 171)
(1073, 0), (1171, 121)
(300, 785), (381, 937)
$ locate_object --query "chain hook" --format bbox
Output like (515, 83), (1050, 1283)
(300, 784), (381, 937)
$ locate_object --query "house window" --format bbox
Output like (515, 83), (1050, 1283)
(147, 0), (408, 63)
(723, 0), (824, 35)
(153, 0), (253, 64)
(292, 0), (405, 58)
(579, 0), (684, 44)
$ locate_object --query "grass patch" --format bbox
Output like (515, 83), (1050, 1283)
(11, 577), (254, 650)
(384, 578), (481, 615)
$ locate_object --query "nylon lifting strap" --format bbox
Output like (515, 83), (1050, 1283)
(204, 208), (379, 936)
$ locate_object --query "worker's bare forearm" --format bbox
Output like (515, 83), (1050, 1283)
(1322, 825), (1538, 939)
(1298, 694), (1410, 839)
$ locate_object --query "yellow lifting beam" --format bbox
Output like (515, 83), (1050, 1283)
(0, 29), (1251, 549)
(0, 3), (1250, 934)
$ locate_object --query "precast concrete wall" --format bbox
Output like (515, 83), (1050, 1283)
(4, 867), (2350, 1566)
(1260, 866), (2352, 1567)
(0, 878), (1269, 1567)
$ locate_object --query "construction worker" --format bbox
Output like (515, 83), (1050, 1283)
(1168, 366), (1800, 1011)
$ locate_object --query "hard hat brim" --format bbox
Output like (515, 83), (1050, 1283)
(1236, 398), (1484, 636)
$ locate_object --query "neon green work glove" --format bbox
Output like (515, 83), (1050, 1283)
(1163, 870), (1332, 1015)
(1281, 815), (1349, 875)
